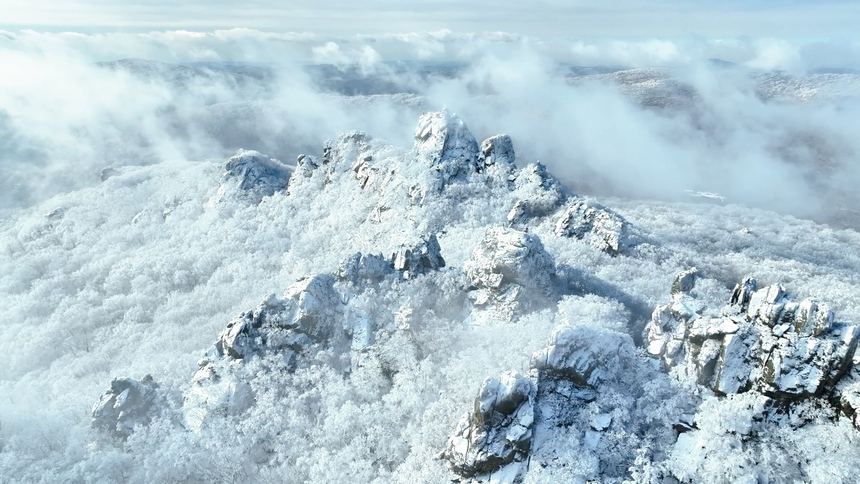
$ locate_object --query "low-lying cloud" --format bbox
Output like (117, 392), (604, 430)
(1, 29), (859, 225)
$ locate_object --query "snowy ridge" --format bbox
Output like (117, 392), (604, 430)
(569, 67), (860, 106)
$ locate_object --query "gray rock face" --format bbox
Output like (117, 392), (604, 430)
(187, 275), (344, 431)
(443, 371), (536, 478)
(507, 163), (567, 229)
(413, 109), (480, 189)
(643, 269), (704, 369)
(338, 252), (390, 283)
(644, 272), (860, 399)
(465, 226), (557, 317)
(92, 375), (162, 439)
(531, 325), (637, 387)
(285, 153), (324, 196)
(554, 199), (629, 255)
(443, 325), (640, 480)
(337, 234), (446, 284)
(204, 274), (343, 364)
(671, 267), (698, 295)
(478, 134), (516, 169)
(216, 150), (292, 203)
(295, 153), (321, 176)
(835, 365), (860, 429)
(392, 234), (446, 278)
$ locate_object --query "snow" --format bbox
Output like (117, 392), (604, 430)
(3, 38), (860, 484)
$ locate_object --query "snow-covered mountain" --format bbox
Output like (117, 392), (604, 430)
(3, 105), (860, 483)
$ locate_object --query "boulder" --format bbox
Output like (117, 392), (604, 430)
(478, 134), (516, 169)
(531, 325), (637, 387)
(413, 109), (479, 189)
(92, 375), (163, 439)
(392, 234), (446, 278)
(443, 371), (535, 478)
(465, 226), (557, 317)
(215, 150), (292, 203)
(201, 274), (343, 365)
(554, 199), (629, 255)
(507, 163), (567, 228)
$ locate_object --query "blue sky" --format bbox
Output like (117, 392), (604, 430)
(1, 0), (858, 38)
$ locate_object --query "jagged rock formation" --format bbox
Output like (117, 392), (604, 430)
(206, 274), (344, 362)
(443, 371), (536, 478)
(504, 163), (631, 256)
(507, 162), (567, 229)
(478, 134), (516, 169)
(184, 233), (454, 430)
(338, 234), (446, 284)
(185, 275), (344, 429)
(91, 375), (163, 439)
(554, 199), (629, 255)
(443, 325), (643, 480)
(338, 252), (390, 283)
(644, 270), (860, 399)
(292, 110), (632, 260)
(642, 268), (704, 369)
(89, 110), (659, 480)
(465, 226), (557, 317)
(413, 109), (480, 189)
(294, 153), (321, 176)
(392, 234), (446, 278)
(213, 150), (292, 203)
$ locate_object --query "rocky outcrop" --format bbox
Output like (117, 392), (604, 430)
(443, 371), (536, 478)
(507, 163), (567, 229)
(338, 252), (390, 283)
(338, 234), (446, 284)
(554, 199), (629, 255)
(478, 134), (516, 170)
(214, 150), (292, 203)
(642, 268), (704, 369)
(185, 275), (344, 430)
(294, 153), (321, 175)
(413, 109), (480, 189)
(187, 233), (451, 431)
(392, 234), (446, 278)
(500, 159), (633, 256)
(465, 226), (557, 317)
(201, 274), (343, 366)
(531, 325), (637, 388)
(644, 271), (860, 400)
(443, 325), (640, 480)
(835, 366), (860, 429)
(92, 375), (163, 439)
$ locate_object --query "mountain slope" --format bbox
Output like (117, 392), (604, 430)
(2, 111), (860, 483)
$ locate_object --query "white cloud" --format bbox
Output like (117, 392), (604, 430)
(3, 0), (860, 37)
(744, 38), (803, 72)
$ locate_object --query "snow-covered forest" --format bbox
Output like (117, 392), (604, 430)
(2, 30), (860, 483)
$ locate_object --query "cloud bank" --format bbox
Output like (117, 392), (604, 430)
(1, 29), (859, 225)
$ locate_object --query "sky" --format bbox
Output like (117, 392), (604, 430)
(1, 0), (860, 38)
